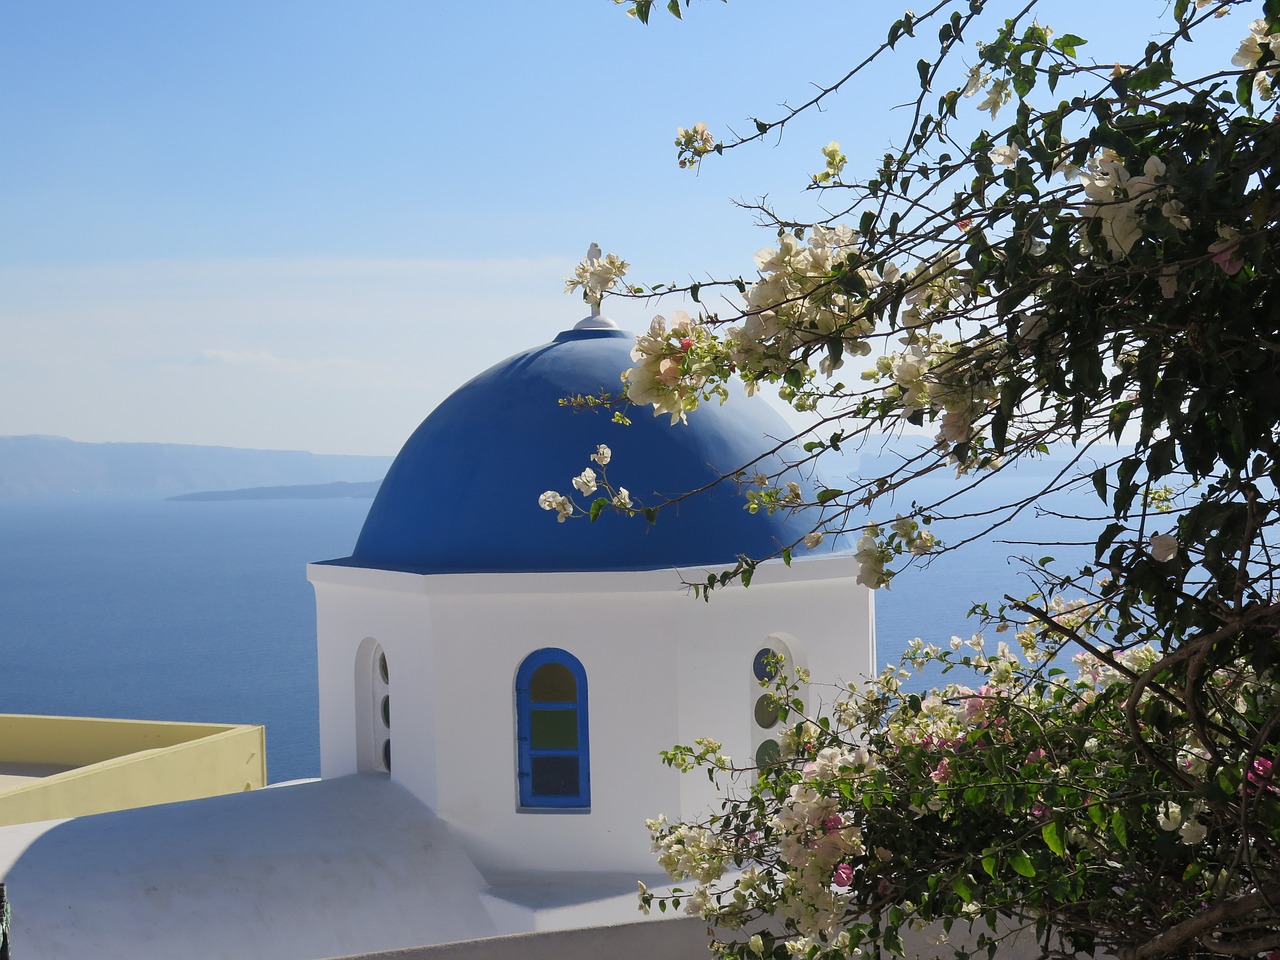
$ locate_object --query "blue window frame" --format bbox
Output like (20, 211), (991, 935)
(515, 648), (590, 809)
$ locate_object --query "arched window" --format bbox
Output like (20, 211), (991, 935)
(515, 648), (589, 809)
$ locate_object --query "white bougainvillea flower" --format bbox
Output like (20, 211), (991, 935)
(960, 64), (988, 98)
(1162, 199), (1190, 230)
(975, 77), (1010, 118)
(1178, 817), (1208, 845)
(538, 490), (573, 522)
(803, 531), (824, 549)
(572, 467), (597, 496)
(590, 444), (611, 466)
(989, 143), (1020, 167)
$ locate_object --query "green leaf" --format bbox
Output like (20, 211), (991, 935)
(589, 498), (607, 522)
(952, 874), (973, 902)
(1111, 810), (1129, 848)
(1237, 72), (1255, 109)
(1095, 521), (1125, 562)
(1088, 803), (1106, 830)
(816, 488), (845, 504)
(981, 855), (997, 879)
(917, 58), (931, 90)
(1042, 821), (1066, 856)
(1010, 852), (1036, 878)
(1052, 33), (1087, 57)
(666, 0), (682, 19)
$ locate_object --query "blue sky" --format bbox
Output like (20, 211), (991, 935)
(0, 2), (1249, 455)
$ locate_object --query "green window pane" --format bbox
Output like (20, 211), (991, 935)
(755, 739), (781, 768)
(530, 708), (578, 749)
(531, 663), (576, 702)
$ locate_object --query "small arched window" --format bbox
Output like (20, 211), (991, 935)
(515, 648), (589, 809)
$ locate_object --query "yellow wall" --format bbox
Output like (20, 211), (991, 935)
(0, 714), (266, 826)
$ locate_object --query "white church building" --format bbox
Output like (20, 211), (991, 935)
(0, 314), (875, 960)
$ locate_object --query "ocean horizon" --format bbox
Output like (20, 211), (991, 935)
(0, 481), (1096, 782)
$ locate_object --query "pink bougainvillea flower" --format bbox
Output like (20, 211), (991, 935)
(1247, 756), (1276, 794)
(833, 863), (854, 888)
(1209, 228), (1245, 275)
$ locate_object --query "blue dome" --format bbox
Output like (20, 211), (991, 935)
(338, 323), (823, 574)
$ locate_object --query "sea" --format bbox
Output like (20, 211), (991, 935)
(0, 477), (1099, 783)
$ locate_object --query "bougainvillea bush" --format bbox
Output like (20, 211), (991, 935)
(642, 627), (1278, 959)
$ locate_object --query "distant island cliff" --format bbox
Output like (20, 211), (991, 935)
(0, 435), (392, 498)
(168, 480), (381, 501)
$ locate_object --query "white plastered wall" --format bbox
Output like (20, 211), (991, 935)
(307, 556), (873, 878)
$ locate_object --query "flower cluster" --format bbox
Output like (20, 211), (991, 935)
(676, 122), (717, 169)
(850, 517), (940, 589)
(564, 248), (630, 309)
(622, 311), (728, 424)
(862, 332), (999, 450)
(811, 141), (847, 185)
(1232, 17), (1280, 98)
(1074, 151), (1188, 259)
(727, 225), (875, 395)
(538, 445), (634, 523)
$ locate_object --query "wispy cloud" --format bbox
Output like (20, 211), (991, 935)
(199, 348), (287, 367)
(0, 255), (604, 454)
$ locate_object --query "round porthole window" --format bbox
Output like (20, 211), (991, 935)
(379, 652), (389, 685)
(755, 739), (781, 767)
(380, 695), (390, 729)
(754, 693), (780, 729)
(382, 738), (391, 772)
(753, 647), (780, 683)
